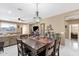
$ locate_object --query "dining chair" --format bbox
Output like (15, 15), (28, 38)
(16, 38), (31, 56)
(20, 34), (28, 39)
(45, 41), (55, 56)
(54, 39), (61, 56)
(16, 39), (24, 56)
(22, 43), (31, 56)
(0, 42), (4, 53)
(37, 49), (46, 56)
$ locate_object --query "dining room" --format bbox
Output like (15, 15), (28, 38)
(0, 3), (79, 56)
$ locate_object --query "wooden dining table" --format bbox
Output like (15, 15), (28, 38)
(22, 37), (54, 56)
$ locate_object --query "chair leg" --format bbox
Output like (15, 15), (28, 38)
(58, 51), (59, 56)
(55, 51), (59, 56)
(18, 50), (19, 56)
(57, 49), (59, 56)
(0, 47), (4, 53)
(2, 48), (4, 52)
(51, 52), (55, 56)
(18, 53), (19, 56)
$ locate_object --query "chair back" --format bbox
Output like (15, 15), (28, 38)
(54, 39), (61, 56)
(16, 38), (24, 56)
(45, 41), (55, 56)
(16, 38), (31, 56)
(20, 34), (28, 39)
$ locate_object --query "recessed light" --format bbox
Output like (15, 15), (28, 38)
(8, 10), (12, 14)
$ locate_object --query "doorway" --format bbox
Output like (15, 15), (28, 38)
(69, 24), (79, 41)
(33, 26), (39, 32)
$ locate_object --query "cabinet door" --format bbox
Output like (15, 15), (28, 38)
(0, 37), (4, 42)
(9, 37), (17, 45)
(4, 37), (10, 47)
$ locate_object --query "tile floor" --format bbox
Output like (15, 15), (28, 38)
(60, 39), (79, 56)
(0, 39), (79, 56)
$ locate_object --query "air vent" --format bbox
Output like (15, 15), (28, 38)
(17, 8), (23, 11)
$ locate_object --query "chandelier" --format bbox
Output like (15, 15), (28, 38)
(33, 3), (42, 23)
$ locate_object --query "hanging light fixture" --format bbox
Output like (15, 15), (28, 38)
(33, 3), (42, 23)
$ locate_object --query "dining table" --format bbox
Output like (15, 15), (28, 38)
(22, 36), (54, 56)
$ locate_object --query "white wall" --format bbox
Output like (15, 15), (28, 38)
(22, 24), (29, 34)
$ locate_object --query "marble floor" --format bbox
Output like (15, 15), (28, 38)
(60, 39), (79, 56)
(0, 39), (79, 56)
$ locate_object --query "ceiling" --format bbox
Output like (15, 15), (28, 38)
(0, 3), (79, 23)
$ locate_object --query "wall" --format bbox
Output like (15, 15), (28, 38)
(40, 9), (79, 45)
(65, 21), (69, 39)
(41, 16), (65, 33)
(41, 9), (79, 33)
(40, 15), (65, 45)
(22, 24), (30, 34)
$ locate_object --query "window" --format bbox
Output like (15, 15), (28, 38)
(0, 22), (16, 32)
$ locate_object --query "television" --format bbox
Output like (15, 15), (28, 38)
(33, 26), (39, 31)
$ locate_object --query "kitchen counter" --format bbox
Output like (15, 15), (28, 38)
(0, 34), (18, 47)
(0, 34), (18, 37)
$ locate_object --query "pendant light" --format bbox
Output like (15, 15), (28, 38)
(33, 3), (41, 23)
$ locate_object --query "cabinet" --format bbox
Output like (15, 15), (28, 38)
(9, 37), (17, 46)
(4, 37), (10, 47)
(0, 35), (17, 47)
